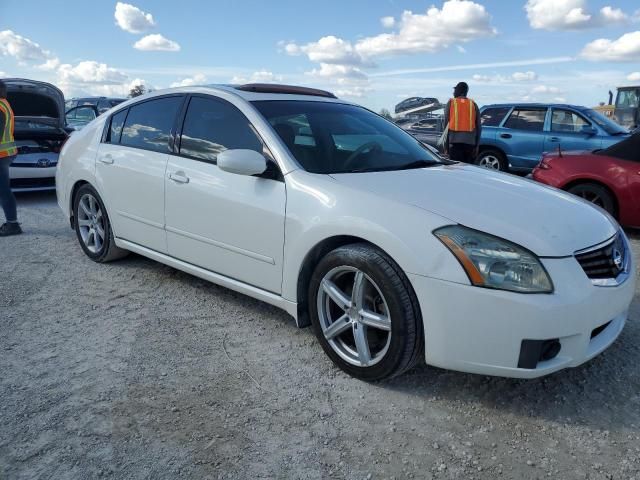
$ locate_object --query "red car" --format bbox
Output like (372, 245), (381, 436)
(533, 132), (640, 227)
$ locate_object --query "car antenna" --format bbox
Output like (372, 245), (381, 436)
(557, 144), (563, 158)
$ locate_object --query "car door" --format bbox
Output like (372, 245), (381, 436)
(496, 107), (548, 169)
(545, 108), (602, 153)
(95, 95), (185, 253)
(164, 95), (286, 293)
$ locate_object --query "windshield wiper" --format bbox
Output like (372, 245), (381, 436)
(344, 160), (440, 173)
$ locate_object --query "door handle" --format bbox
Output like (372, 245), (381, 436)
(499, 133), (512, 139)
(98, 154), (114, 164)
(548, 137), (560, 142)
(168, 172), (190, 184)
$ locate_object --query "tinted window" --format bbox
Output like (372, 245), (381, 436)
(253, 100), (441, 174)
(97, 99), (111, 113)
(551, 109), (589, 133)
(179, 96), (263, 163)
(504, 108), (546, 132)
(121, 97), (183, 153)
(616, 89), (639, 108)
(106, 109), (128, 144)
(481, 107), (511, 127)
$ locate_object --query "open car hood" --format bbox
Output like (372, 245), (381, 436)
(4, 78), (65, 130)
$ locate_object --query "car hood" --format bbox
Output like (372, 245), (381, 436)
(4, 78), (65, 130)
(330, 164), (616, 257)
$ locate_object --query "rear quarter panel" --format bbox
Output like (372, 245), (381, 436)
(56, 118), (105, 218)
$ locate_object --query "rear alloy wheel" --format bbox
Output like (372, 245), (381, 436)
(73, 184), (128, 262)
(309, 244), (423, 381)
(567, 182), (616, 217)
(476, 150), (507, 171)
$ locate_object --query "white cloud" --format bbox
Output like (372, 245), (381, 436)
(38, 57), (61, 71)
(532, 85), (562, 94)
(472, 71), (538, 83)
(381, 16), (396, 28)
(285, 36), (365, 66)
(457, 45), (467, 53)
(134, 34), (180, 52)
(230, 70), (283, 84)
(285, 1), (496, 68)
(115, 2), (156, 33)
(512, 71), (538, 81)
(581, 31), (640, 61)
(335, 86), (372, 98)
(600, 6), (627, 24)
(57, 61), (128, 85)
(307, 63), (367, 80)
(355, 1), (497, 58)
(525, 0), (629, 30)
(627, 71), (640, 81)
(0, 30), (52, 63)
(170, 73), (207, 88)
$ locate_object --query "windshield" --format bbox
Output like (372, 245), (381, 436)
(252, 100), (441, 174)
(582, 108), (628, 135)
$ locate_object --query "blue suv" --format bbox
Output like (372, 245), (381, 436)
(476, 103), (629, 172)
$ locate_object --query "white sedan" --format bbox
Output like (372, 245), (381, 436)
(56, 84), (635, 380)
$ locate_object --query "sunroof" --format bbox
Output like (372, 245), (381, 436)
(235, 83), (337, 99)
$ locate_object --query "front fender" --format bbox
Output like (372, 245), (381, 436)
(280, 171), (470, 303)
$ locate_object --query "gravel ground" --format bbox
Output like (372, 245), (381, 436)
(1, 191), (639, 480)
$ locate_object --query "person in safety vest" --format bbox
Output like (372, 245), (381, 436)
(0, 80), (22, 236)
(443, 81), (481, 164)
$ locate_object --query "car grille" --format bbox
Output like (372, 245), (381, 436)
(10, 177), (56, 189)
(575, 234), (626, 280)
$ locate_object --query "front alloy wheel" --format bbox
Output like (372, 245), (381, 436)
(309, 243), (423, 381)
(317, 266), (392, 367)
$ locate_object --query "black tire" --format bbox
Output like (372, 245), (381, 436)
(308, 243), (423, 381)
(567, 182), (617, 217)
(73, 184), (128, 262)
(475, 149), (507, 171)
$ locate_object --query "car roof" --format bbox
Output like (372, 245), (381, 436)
(124, 84), (353, 105)
(482, 103), (589, 110)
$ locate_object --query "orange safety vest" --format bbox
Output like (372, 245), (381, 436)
(448, 97), (476, 133)
(0, 98), (17, 158)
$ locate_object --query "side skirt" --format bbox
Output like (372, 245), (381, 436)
(115, 238), (300, 324)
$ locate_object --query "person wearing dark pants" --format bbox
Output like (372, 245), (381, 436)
(0, 80), (22, 237)
(443, 82), (481, 164)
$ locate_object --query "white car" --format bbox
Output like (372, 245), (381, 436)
(5, 78), (69, 191)
(56, 84), (635, 380)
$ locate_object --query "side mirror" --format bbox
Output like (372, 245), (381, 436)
(217, 149), (267, 176)
(581, 125), (597, 136)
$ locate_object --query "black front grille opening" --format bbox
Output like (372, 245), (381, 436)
(575, 237), (625, 280)
(591, 321), (612, 339)
(518, 339), (561, 369)
(10, 177), (56, 189)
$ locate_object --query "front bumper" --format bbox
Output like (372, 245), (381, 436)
(409, 251), (635, 378)
(10, 164), (57, 191)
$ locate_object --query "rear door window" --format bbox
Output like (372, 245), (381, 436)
(120, 96), (183, 153)
(504, 108), (547, 131)
(481, 107), (511, 126)
(178, 96), (263, 163)
(105, 109), (128, 144)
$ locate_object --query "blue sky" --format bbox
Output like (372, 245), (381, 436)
(1, 0), (639, 112)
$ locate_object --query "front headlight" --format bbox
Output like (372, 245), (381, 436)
(434, 225), (553, 293)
